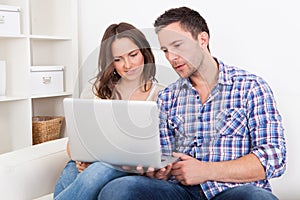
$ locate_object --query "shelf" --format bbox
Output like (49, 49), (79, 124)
(0, 0), (78, 153)
(0, 34), (27, 39)
(0, 96), (28, 102)
(29, 35), (72, 41)
(31, 92), (73, 99)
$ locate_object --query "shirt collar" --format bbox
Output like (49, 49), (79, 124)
(177, 58), (233, 89)
(216, 59), (233, 85)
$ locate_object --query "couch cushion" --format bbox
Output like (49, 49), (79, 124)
(0, 138), (69, 200)
(33, 193), (53, 200)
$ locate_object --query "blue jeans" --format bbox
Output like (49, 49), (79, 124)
(212, 185), (278, 200)
(54, 160), (130, 200)
(98, 176), (278, 200)
(98, 176), (206, 200)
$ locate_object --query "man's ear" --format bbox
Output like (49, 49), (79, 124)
(197, 32), (209, 47)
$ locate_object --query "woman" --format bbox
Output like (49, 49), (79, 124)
(53, 22), (164, 200)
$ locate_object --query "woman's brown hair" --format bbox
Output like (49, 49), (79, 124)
(92, 22), (156, 99)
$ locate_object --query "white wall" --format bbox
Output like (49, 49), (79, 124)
(78, 1), (300, 199)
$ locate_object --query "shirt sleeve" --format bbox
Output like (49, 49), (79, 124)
(247, 78), (287, 179)
(157, 91), (175, 156)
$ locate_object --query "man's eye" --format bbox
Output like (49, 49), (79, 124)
(174, 43), (181, 48)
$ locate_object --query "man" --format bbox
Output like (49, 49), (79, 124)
(98, 7), (286, 200)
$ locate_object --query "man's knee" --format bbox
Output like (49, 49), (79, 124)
(213, 185), (278, 200)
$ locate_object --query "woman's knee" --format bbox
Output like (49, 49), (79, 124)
(77, 162), (124, 187)
(98, 176), (147, 200)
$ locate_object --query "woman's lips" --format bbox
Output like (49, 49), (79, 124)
(125, 68), (137, 75)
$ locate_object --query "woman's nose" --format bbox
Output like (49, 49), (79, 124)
(123, 57), (131, 69)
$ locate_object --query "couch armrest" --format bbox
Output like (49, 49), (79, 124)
(0, 138), (69, 200)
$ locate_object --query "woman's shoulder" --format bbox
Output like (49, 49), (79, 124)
(155, 82), (167, 92)
(146, 82), (166, 101)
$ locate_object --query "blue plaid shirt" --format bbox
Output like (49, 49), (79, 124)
(157, 60), (286, 199)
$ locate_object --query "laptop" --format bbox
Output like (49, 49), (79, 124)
(63, 98), (178, 170)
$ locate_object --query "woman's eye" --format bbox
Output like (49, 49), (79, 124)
(130, 53), (138, 57)
(114, 58), (120, 62)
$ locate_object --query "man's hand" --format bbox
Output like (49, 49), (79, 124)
(75, 161), (91, 172)
(171, 152), (267, 185)
(171, 152), (208, 185)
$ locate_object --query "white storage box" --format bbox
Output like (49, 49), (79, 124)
(31, 66), (64, 95)
(0, 60), (6, 96)
(0, 5), (21, 35)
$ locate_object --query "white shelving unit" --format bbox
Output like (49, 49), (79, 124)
(0, 0), (78, 153)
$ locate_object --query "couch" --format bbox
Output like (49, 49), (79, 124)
(0, 66), (291, 200)
(0, 138), (69, 200)
(0, 135), (292, 200)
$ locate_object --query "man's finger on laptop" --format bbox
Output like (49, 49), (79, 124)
(173, 152), (190, 161)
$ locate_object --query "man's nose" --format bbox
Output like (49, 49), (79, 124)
(166, 51), (179, 62)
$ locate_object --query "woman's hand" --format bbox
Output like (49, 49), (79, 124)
(75, 161), (91, 172)
(145, 163), (172, 180)
(121, 165), (147, 175)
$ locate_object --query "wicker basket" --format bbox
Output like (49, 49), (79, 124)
(32, 116), (64, 145)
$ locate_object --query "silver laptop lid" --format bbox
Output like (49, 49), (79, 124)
(64, 98), (164, 168)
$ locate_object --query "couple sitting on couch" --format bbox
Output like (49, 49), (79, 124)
(54, 6), (286, 200)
